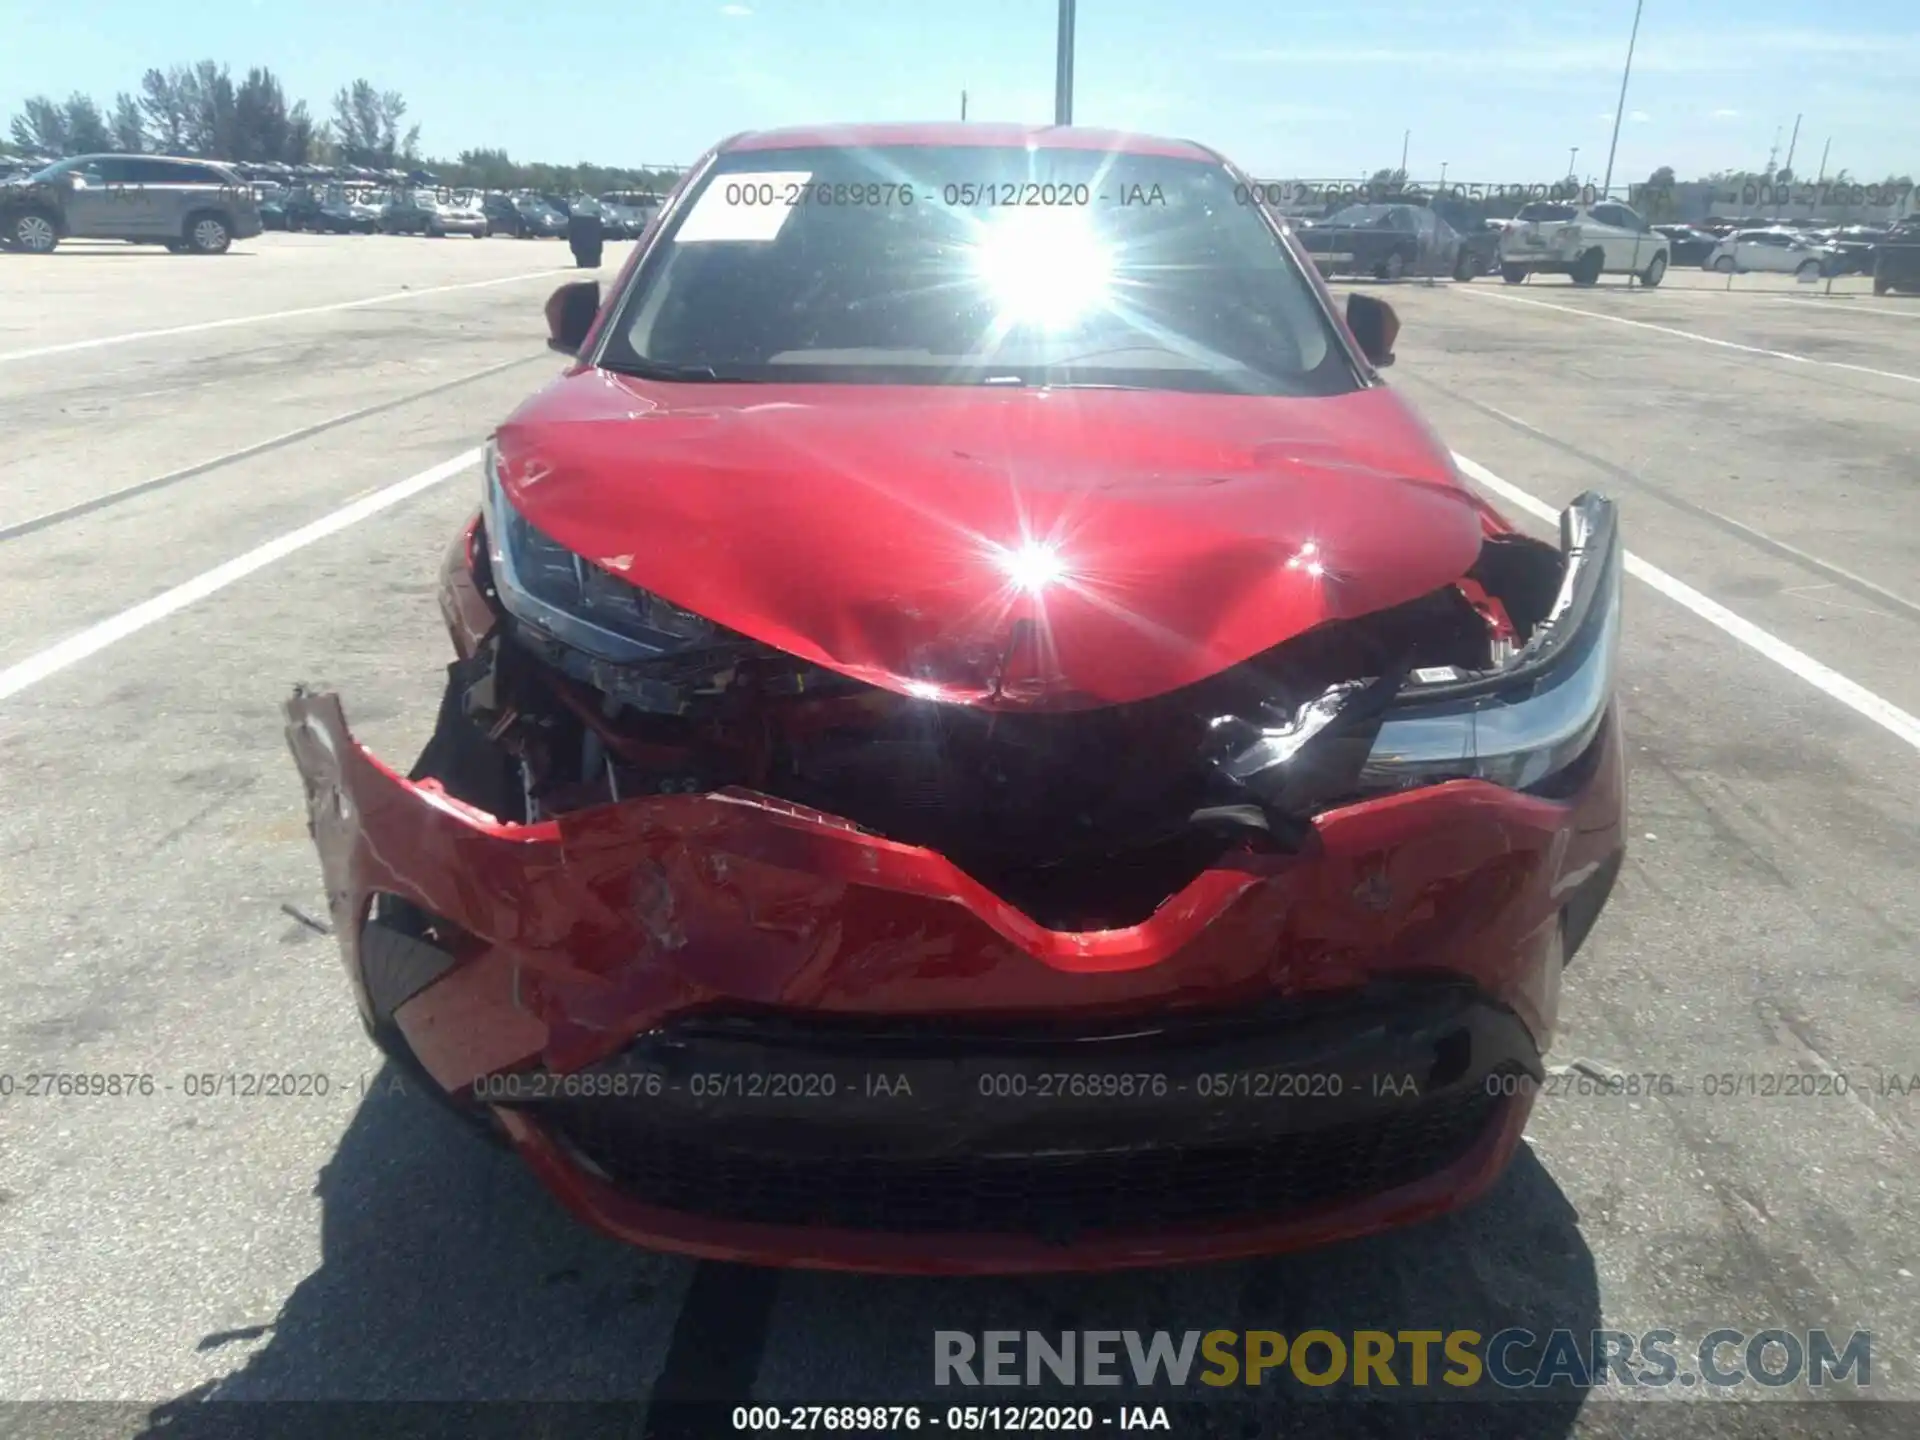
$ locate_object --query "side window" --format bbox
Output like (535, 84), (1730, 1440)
(82, 158), (136, 186)
(122, 159), (180, 185)
(1589, 204), (1627, 229)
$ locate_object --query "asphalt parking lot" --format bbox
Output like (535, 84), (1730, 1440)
(2, 233), (1917, 1437)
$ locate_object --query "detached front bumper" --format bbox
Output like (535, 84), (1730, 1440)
(285, 672), (1623, 1272)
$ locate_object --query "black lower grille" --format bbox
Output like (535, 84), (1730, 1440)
(535, 1072), (1513, 1238)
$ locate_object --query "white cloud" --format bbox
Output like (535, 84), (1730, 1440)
(1711, 107), (1741, 118)
(1629, 110), (1649, 122)
(720, 2), (752, 13)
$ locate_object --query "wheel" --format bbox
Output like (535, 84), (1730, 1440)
(1795, 259), (1821, 281)
(1713, 254), (1736, 273)
(9, 210), (59, 254)
(1453, 248), (1478, 282)
(1379, 250), (1406, 281)
(1640, 252), (1667, 288)
(1570, 248), (1603, 286)
(183, 213), (232, 254)
(1501, 262), (1529, 284)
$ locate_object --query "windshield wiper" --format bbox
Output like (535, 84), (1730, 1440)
(598, 358), (754, 383)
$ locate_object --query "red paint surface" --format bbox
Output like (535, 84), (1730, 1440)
(494, 382), (1484, 708)
(285, 690), (1622, 1270)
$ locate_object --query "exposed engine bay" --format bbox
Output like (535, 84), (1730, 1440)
(428, 525), (1571, 931)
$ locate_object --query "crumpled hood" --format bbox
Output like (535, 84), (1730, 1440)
(492, 375), (1484, 709)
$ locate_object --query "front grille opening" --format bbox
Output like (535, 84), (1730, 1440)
(532, 1067), (1517, 1238)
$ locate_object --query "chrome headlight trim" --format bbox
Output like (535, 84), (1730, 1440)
(1361, 493), (1622, 792)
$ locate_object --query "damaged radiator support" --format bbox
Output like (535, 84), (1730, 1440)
(420, 532), (1566, 930)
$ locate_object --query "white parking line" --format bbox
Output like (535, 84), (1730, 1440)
(0, 450), (479, 702)
(1450, 287), (1920, 385)
(1454, 453), (1920, 754)
(0, 272), (575, 365)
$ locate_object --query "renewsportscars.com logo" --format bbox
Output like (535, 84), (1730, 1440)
(934, 1329), (1871, 1391)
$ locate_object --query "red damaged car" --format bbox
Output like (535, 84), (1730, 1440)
(285, 124), (1625, 1274)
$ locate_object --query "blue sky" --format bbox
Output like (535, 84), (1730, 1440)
(5, 0), (1915, 181)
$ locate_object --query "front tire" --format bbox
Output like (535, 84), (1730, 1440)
(1570, 248), (1604, 286)
(1713, 254), (1736, 273)
(9, 210), (59, 254)
(1640, 252), (1667, 288)
(1453, 248), (1478, 282)
(1379, 249), (1406, 282)
(1501, 262), (1529, 284)
(183, 212), (232, 254)
(1796, 259), (1822, 281)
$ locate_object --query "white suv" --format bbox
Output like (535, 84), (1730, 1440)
(1499, 200), (1670, 287)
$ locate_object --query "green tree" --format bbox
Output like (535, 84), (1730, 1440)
(233, 67), (300, 161)
(179, 60), (239, 158)
(110, 92), (146, 152)
(9, 96), (71, 154)
(62, 94), (114, 153)
(330, 79), (418, 168)
(138, 67), (191, 153)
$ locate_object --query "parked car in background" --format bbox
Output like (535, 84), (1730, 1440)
(1704, 228), (1836, 279)
(381, 188), (489, 237)
(280, 183), (323, 231)
(1, 153), (262, 254)
(1295, 202), (1456, 280)
(254, 181), (290, 230)
(478, 191), (567, 238)
(1824, 225), (1890, 276)
(315, 183), (385, 233)
(1652, 223), (1718, 266)
(601, 190), (664, 238)
(1498, 201), (1668, 286)
(1873, 220), (1920, 295)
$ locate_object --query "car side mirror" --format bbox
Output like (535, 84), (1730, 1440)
(546, 281), (601, 356)
(1346, 292), (1399, 369)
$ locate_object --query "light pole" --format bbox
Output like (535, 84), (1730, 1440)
(1568, 146), (1579, 180)
(1783, 113), (1801, 175)
(1601, 0), (1645, 195)
(1816, 138), (1831, 184)
(1054, 0), (1075, 125)
(1439, 161), (1448, 190)
(961, 89), (968, 121)
(1400, 129), (1410, 177)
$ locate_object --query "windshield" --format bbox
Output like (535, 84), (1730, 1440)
(28, 156), (85, 182)
(600, 145), (1351, 396)
(1516, 202), (1578, 222)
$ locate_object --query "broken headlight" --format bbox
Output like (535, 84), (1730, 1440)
(1361, 492), (1621, 792)
(482, 442), (716, 663)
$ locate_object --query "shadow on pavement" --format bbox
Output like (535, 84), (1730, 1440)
(131, 1069), (1606, 1439)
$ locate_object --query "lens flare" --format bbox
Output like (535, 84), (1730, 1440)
(972, 210), (1113, 329)
(994, 539), (1072, 594)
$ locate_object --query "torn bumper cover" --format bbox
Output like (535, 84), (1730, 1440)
(283, 496), (1626, 1274)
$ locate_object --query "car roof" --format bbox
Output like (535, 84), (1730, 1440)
(721, 122), (1216, 162)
